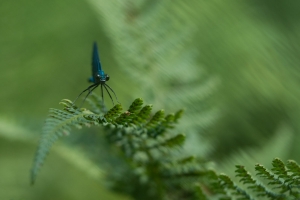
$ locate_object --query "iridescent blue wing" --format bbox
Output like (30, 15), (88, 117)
(91, 42), (102, 81)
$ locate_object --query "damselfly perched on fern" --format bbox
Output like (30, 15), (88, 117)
(30, 95), (300, 200)
(31, 94), (211, 200)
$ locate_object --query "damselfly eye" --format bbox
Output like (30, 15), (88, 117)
(106, 75), (110, 81)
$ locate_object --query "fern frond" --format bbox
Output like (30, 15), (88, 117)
(219, 173), (252, 200)
(205, 158), (300, 199)
(235, 165), (282, 199)
(31, 97), (193, 188)
(159, 133), (185, 148)
(31, 100), (97, 184)
(130, 104), (153, 126)
(145, 109), (164, 129)
(31, 99), (122, 184)
(286, 160), (300, 188)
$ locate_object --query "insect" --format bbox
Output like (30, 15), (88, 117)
(73, 42), (119, 109)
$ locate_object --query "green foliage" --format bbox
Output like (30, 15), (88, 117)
(31, 96), (210, 200)
(28, 1), (300, 199)
(204, 158), (300, 200)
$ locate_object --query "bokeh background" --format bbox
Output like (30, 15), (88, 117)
(1, 0), (300, 199)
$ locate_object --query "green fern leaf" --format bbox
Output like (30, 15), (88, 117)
(160, 133), (185, 148)
(286, 160), (300, 187)
(127, 98), (144, 114)
(206, 158), (300, 199)
(146, 109), (165, 129)
(31, 102), (93, 184)
(31, 98), (124, 184)
(31, 96), (188, 187)
(131, 104), (153, 125)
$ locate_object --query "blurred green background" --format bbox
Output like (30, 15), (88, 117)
(1, 0), (300, 199)
(0, 0), (131, 199)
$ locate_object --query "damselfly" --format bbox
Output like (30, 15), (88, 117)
(73, 42), (119, 109)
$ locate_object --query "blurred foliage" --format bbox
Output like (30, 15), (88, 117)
(2, 0), (300, 199)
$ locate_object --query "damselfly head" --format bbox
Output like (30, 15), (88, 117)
(95, 73), (109, 83)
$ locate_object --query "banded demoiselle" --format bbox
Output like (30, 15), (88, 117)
(73, 42), (119, 109)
